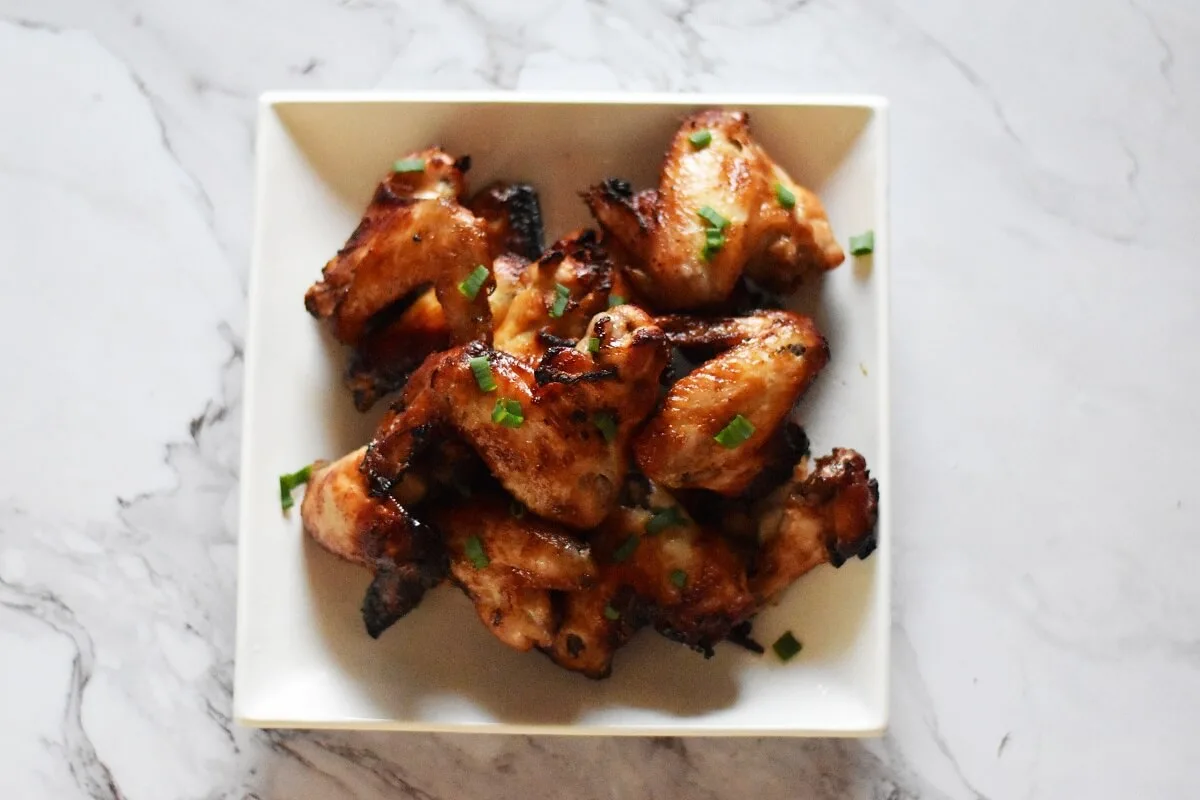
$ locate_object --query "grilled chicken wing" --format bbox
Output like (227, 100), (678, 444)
(584, 111), (844, 309)
(492, 230), (619, 359)
(305, 148), (493, 346)
(299, 447), (446, 638)
(752, 448), (879, 602)
(363, 305), (669, 529)
(468, 182), (546, 262)
(546, 479), (756, 677)
(435, 497), (596, 651)
(635, 310), (829, 495)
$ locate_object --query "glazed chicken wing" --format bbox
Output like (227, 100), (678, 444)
(363, 305), (669, 529)
(635, 310), (829, 495)
(546, 478), (756, 678)
(305, 148), (493, 346)
(752, 448), (879, 602)
(299, 447), (446, 638)
(492, 230), (619, 359)
(434, 497), (596, 651)
(584, 110), (844, 309)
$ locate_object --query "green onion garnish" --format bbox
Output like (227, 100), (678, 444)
(849, 230), (875, 255)
(457, 265), (489, 299)
(772, 631), (802, 661)
(279, 464), (312, 512)
(688, 129), (712, 149)
(393, 158), (425, 173)
(491, 398), (525, 428)
(592, 412), (617, 443)
(702, 229), (726, 261)
(587, 336), (600, 354)
(549, 283), (570, 318)
(509, 499), (526, 519)
(611, 535), (640, 563)
(607, 294), (625, 309)
(603, 604), (621, 621)
(775, 182), (796, 209)
(464, 535), (490, 569)
(669, 569), (687, 589)
(697, 206), (729, 231)
(645, 506), (684, 536)
(713, 414), (755, 449)
(469, 355), (497, 393)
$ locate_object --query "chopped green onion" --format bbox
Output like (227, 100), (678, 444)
(464, 535), (490, 569)
(607, 294), (625, 309)
(457, 265), (489, 299)
(603, 604), (621, 621)
(393, 157), (425, 173)
(701, 230), (726, 261)
(587, 336), (600, 354)
(611, 535), (640, 563)
(713, 414), (755, 449)
(509, 499), (526, 519)
(688, 129), (712, 149)
(469, 355), (497, 393)
(775, 182), (796, 209)
(279, 464), (312, 512)
(592, 412), (617, 443)
(849, 230), (875, 255)
(772, 631), (803, 661)
(491, 398), (525, 428)
(645, 506), (685, 536)
(549, 283), (570, 318)
(697, 206), (729, 231)
(669, 569), (687, 589)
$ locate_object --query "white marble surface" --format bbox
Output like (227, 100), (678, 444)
(1, 0), (1197, 796)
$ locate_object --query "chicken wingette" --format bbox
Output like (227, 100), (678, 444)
(584, 110), (844, 309)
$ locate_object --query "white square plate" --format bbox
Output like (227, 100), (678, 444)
(235, 92), (890, 735)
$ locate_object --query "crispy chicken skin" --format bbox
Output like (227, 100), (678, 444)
(304, 148), (493, 346)
(545, 479), (756, 677)
(434, 497), (596, 651)
(300, 447), (446, 638)
(635, 310), (829, 495)
(363, 305), (669, 529)
(468, 182), (546, 262)
(584, 111), (844, 309)
(492, 230), (618, 359)
(752, 448), (879, 602)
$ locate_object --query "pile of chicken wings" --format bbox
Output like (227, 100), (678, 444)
(299, 109), (879, 678)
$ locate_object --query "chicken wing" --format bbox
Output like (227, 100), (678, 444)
(584, 111), (844, 309)
(492, 230), (618, 359)
(434, 497), (596, 651)
(545, 478), (756, 677)
(752, 448), (879, 602)
(362, 305), (669, 529)
(468, 182), (546, 261)
(635, 310), (829, 495)
(305, 148), (493, 346)
(299, 447), (446, 638)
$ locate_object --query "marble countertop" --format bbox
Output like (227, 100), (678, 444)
(2, 0), (1197, 797)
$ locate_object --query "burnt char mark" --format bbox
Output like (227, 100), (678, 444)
(361, 562), (436, 638)
(533, 363), (618, 386)
(603, 178), (633, 199)
(726, 620), (764, 654)
(500, 183), (545, 260)
(536, 330), (578, 349)
(361, 514), (448, 638)
(453, 154), (472, 173)
(565, 633), (585, 658)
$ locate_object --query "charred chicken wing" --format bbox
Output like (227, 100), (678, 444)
(635, 310), (829, 495)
